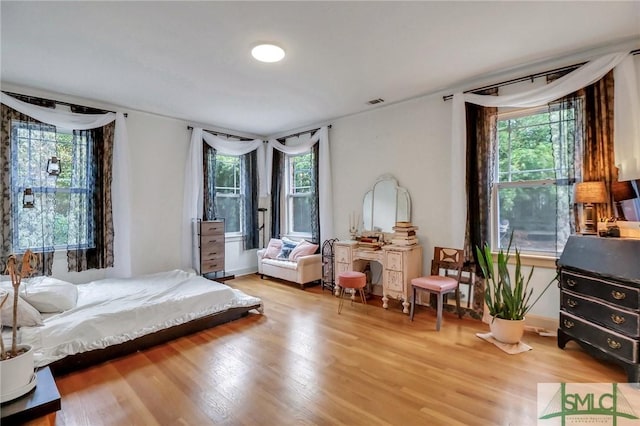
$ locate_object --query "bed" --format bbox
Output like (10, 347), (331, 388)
(3, 269), (262, 375)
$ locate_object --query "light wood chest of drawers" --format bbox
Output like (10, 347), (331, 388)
(198, 220), (225, 277)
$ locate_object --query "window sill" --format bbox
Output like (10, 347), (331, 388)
(283, 233), (312, 241)
(225, 234), (244, 243)
(490, 252), (557, 269)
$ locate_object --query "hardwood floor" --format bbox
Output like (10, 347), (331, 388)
(40, 274), (624, 425)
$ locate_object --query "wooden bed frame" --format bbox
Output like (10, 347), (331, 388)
(47, 303), (262, 376)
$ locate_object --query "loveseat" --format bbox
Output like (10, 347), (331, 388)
(256, 238), (322, 289)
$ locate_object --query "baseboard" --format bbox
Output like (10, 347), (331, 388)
(229, 267), (259, 277)
(482, 312), (558, 333)
(524, 314), (558, 333)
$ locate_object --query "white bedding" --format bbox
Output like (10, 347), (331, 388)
(13, 269), (262, 367)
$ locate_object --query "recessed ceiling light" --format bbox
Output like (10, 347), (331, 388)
(251, 44), (285, 63)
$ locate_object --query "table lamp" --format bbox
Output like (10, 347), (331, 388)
(611, 180), (638, 220)
(574, 181), (607, 234)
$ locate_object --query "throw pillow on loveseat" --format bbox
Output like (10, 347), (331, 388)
(257, 238), (322, 289)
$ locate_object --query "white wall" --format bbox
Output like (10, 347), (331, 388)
(328, 54), (639, 323)
(126, 111), (190, 275)
(331, 95), (455, 254)
(3, 84), (261, 284)
(46, 110), (193, 281)
(335, 104), (565, 322)
(328, 95), (562, 321)
(6, 53), (638, 321)
(0, 79), (576, 321)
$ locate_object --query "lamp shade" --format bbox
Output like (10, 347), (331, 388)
(611, 180), (638, 202)
(574, 181), (607, 204)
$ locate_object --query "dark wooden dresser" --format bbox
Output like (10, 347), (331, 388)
(557, 235), (640, 382)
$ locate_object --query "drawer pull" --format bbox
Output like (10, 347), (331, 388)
(566, 299), (578, 308)
(208, 252), (218, 256)
(566, 278), (577, 287)
(563, 319), (575, 329)
(611, 314), (626, 325)
(612, 291), (627, 300)
(607, 338), (622, 350)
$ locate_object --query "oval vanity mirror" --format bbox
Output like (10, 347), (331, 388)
(362, 175), (411, 233)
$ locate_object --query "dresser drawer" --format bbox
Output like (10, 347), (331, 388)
(562, 290), (640, 338)
(335, 246), (351, 264)
(561, 271), (640, 310)
(202, 234), (224, 246)
(201, 259), (224, 274)
(200, 221), (224, 236)
(335, 262), (350, 283)
(201, 250), (224, 264)
(385, 270), (403, 292)
(200, 242), (224, 260)
(560, 312), (639, 363)
(385, 251), (403, 271)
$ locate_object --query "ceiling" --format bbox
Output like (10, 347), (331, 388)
(1, 1), (639, 137)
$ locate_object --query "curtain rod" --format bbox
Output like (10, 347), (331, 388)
(442, 49), (640, 101)
(187, 126), (255, 141)
(188, 124), (332, 141)
(276, 124), (332, 141)
(2, 91), (127, 117)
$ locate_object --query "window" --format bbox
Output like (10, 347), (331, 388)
(285, 152), (313, 236)
(214, 154), (243, 233)
(492, 101), (580, 255)
(11, 121), (93, 251)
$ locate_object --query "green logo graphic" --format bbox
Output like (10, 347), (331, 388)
(539, 383), (639, 425)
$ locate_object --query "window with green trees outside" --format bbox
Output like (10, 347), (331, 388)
(286, 152), (313, 236)
(493, 101), (580, 256)
(12, 121), (93, 251)
(214, 154), (242, 233)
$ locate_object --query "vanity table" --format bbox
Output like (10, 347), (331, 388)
(334, 240), (422, 313)
(335, 175), (423, 314)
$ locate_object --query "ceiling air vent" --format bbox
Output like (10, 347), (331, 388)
(367, 98), (384, 105)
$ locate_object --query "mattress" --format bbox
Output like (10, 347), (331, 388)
(13, 269), (262, 367)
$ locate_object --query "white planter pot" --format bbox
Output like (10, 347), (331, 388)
(1, 344), (36, 403)
(490, 317), (525, 344)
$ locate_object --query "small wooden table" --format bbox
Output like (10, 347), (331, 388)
(1, 367), (61, 425)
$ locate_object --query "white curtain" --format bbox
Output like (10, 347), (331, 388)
(181, 128), (264, 270)
(449, 51), (636, 247)
(267, 126), (334, 243)
(181, 125), (334, 269)
(614, 56), (640, 182)
(0, 93), (132, 277)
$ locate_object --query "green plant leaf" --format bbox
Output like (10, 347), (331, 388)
(477, 231), (555, 321)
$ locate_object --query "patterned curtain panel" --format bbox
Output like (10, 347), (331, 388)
(582, 71), (616, 221)
(67, 123), (115, 272)
(202, 143), (217, 221)
(463, 102), (497, 268)
(551, 94), (583, 245)
(270, 149), (284, 239)
(463, 91), (497, 318)
(242, 150), (259, 250)
(310, 142), (320, 244)
(0, 105), (55, 275)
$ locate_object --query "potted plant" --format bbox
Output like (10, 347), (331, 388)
(476, 235), (555, 344)
(1, 250), (36, 403)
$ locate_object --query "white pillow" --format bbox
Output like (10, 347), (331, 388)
(289, 240), (319, 261)
(0, 288), (44, 328)
(20, 276), (78, 313)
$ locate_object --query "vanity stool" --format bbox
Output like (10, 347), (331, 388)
(337, 271), (367, 314)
